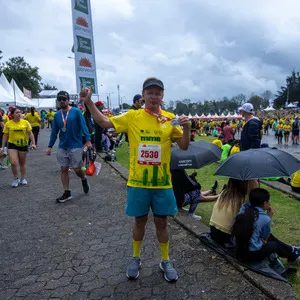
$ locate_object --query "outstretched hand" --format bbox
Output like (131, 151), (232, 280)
(80, 86), (93, 103)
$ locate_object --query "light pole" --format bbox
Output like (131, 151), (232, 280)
(106, 92), (114, 108)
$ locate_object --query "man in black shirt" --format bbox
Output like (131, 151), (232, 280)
(131, 94), (144, 110)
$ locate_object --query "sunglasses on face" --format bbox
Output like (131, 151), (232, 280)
(58, 97), (68, 102)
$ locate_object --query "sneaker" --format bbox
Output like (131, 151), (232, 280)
(56, 191), (72, 203)
(11, 178), (20, 188)
(126, 257), (141, 280)
(159, 260), (178, 282)
(211, 180), (218, 195)
(0, 163), (8, 169)
(82, 177), (90, 194)
(182, 207), (189, 212)
(288, 247), (300, 262)
(189, 213), (202, 221)
(20, 178), (28, 185)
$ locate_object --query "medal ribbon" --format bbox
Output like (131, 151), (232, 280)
(144, 108), (172, 124)
(61, 106), (71, 129)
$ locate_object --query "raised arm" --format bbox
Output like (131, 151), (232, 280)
(80, 87), (114, 129)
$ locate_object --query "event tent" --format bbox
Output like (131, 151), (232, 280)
(264, 106), (275, 111)
(0, 73), (36, 108)
(31, 98), (57, 110)
(10, 79), (36, 107)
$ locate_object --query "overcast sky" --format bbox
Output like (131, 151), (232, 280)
(1, 0), (300, 107)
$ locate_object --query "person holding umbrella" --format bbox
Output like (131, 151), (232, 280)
(239, 103), (262, 151)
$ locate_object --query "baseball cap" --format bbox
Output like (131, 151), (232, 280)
(238, 103), (254, 114)
(143, 78), (164, 90)
(57, 91), (70, 100)
(133, 94), (142, 103)
(95, 100), (104, 106)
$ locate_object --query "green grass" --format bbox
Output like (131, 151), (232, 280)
(115, 137), (300, 297)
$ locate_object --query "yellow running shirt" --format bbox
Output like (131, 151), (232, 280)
(25, 112), (41, 127)
(3, 114), (9, 124)
(3, 119), (32, 146)
(111, 109), (183, 188)
(291, 171), (300, 188)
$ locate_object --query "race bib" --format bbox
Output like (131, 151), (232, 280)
(138, 144), (161, 166)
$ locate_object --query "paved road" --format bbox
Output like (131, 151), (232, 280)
(0, 130), (268, 300)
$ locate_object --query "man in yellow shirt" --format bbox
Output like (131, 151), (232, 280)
(82, 77), (190, 282)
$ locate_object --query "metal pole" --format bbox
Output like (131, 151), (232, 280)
(13, 80), (16, 107)
(117, 84), (120, 108)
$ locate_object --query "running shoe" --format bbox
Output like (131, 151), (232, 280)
(288, 247), (300, 262)
(82, 177), (90, 194)
(211, 180), (219, 195)
(159, 260), (178, 282)
(126, 257), (141, 280)
(11, 178), (20, 188)
(56, 191), (72, 203)
(20, 178), (28, 185)
(189, 213), (202, 221)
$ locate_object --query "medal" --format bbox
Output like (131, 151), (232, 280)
(144, 108), (173, 124)
(61, 106), (71, 133)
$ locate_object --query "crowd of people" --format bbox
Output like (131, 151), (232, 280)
(1, 79), (300, 284)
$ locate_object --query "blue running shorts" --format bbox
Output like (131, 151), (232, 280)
(126, 187), (178, 217)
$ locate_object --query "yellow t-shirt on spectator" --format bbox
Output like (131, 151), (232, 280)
(291, 171), (300, 188)
(3, 119), (32, 146)
(111, 109), (183, 189)
(47, 112), (55, 121)
(25, 112), (41, 127)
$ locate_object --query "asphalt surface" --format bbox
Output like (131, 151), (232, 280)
(0, 129), (270, 300)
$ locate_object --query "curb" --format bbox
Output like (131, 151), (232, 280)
(260, 180), (300, 201)
(99, 154), (296, 300)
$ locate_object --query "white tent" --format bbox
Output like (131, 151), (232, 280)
(31, 98), (57, 110)
(286, 103), (297, 108)
(264, 106), (275, 111)
(10, 79), (36, 107)
(39, 90), (59, 97)
(0, 74), (30, 107)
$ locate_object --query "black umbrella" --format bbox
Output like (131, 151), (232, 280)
(171, 140), (222, 170)
(215, 148), (300, 180)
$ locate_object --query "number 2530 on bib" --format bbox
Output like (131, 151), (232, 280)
(138, 144), (161, 166)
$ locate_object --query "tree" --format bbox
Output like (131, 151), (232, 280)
(2, 56), (42, 98)
(261, 90), (272, 108)
(42, 83), (57, 90)
(248, 95), (263, 110)
(121, 103), (131, 109)
(274, 69), (300, 108)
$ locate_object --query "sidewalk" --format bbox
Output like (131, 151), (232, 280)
(0, 130), (294, 300)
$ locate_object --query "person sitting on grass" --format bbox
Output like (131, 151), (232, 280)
(232, 188), (300, 263)
(229, 139), (240, 155)
(209, 179), (249, 247)
(181, 172), (219, 220)
(171, 170), (219, 220)
(220, 139), (235, 162)
(291, 170), (300, 193)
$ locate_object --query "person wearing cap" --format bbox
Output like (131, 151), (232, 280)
(46, 91), (92, 203)
(81, 77), (190, 283)
(131, 94), (144, 110)
(239, 103), (262, 151)
(94, 100), (105, 152)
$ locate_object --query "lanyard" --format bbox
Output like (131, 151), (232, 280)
(144, 108), (172, 123)
(61, 106), (71, 128)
